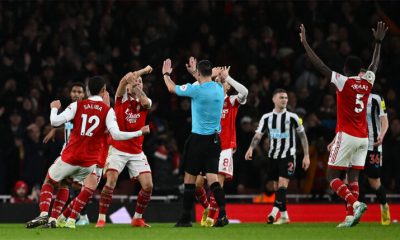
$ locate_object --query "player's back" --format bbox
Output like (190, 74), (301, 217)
(62, 98), (110, 167)
(332, 71), (375, 138)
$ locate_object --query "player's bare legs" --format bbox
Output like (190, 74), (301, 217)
(368, 177), (390, 225)
(267, 177), (290, 224)
(131, 172), (153, 227)
(96, 170), (119, 227)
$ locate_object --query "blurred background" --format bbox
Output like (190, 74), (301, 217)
(0, 0), (399, 209)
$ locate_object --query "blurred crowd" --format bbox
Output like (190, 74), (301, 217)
(0, 1), (400, 200)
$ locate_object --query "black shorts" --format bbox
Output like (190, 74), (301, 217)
(267, 155), (296, 181)
(181, 133), (221, 176)
(364, 151), (381, 179)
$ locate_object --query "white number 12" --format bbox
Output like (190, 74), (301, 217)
(80, 114), (100, 136)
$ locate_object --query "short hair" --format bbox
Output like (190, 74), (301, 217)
(344, 56), (362, 76)
(272, 88), (287, 96)
(70, 82), (85, 92)
(88, 76), (106, 95)
(197, 60), (212, 77)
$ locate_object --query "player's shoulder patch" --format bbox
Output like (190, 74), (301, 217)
(179, 85), (188, 91)
(381, 100), (386, 111)
(361, 71), (375, 84)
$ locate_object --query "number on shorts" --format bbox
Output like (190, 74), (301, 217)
(80, 114), (100, 137)
(223, 158), (229, 167)
(369, 153), (380, 165)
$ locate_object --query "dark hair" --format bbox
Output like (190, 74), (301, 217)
(197, 60), (212, 77)
(88, 76), (106, 95)
(344, 56), (362, 76)
(70, 82), (85, 92)
(272, 88), (287, 96)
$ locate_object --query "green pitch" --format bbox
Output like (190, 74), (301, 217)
(0, 223), (398, 240)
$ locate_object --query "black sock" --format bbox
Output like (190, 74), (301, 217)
(274, 187), (287, 211)
(375, 185), (387, 205)
(210, 182), (226, 218)
(182, 184), (195, 221)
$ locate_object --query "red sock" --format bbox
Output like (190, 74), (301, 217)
(62, 199), (75, 218)
(39, 183), (55, 213)
(330, 178), (357, 205)
(69, 187), (94, 220)
(99, 185), (114, 215)
(50, 187), (69, 219)
(135, 189), (152, 215)
(347, 182), (359, 215)
(195, 187), (209, 209)
(207, 194), (218, 219)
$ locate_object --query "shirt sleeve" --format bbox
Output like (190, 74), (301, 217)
(50, 102), (77, 127)
(255, 115), (267, 134)
(106, 108), (143, 140)
(379, 96), (387, 116)
(331, 71), (348, 92)
(293, 114), (305, 133)
(175, 83), (198, 98)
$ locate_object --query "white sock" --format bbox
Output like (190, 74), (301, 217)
(270, 207), (279, 217)
(98, 214), (106, 222)
(280, 211), (289, 219)
(48, 217), (56, 222)
(40, 212), (48, 217)
(134, 212), (142, 219)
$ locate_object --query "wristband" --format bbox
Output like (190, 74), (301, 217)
(376, 39), (382, 44)
(163, 72), (171, 77)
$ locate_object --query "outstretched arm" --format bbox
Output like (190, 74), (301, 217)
(368, 21), (388, 73)
(299, 24), (332, 79)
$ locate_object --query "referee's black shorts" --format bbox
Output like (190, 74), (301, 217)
(181, 133), (221, 176)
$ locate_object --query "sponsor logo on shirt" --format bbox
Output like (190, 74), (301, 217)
(125, 108), (141, 123)
(269, 129), (289, 139)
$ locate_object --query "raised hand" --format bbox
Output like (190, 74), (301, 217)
(136, 65), (153, 76)
(372, 21), (388, 41)
(162, 59), (173, 75)
(185, 56), (197, 74)
(50, 100), (61, 109)
(212, 67), (223, 78)
(219, 66), (231, 81)
(299, 24), (307, 44)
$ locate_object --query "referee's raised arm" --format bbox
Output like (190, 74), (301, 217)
(162, 59), (176, 94)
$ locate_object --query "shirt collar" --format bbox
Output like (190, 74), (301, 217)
(88, 96), (103, 101)
(273, 108), (287, 114)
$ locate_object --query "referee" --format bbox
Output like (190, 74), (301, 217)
(245, 88), (310, 224)
(162, 58), (228, 227)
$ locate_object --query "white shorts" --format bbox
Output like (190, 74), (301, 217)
(105, 146), (151, 179)
(328, 132), (368, 170)
(73, 166), (103, 185)
(48, 157), (96, 183)
(218, 148), (234, 180)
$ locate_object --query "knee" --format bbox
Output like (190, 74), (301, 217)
(368, 178), (380, 190)
(106, 173), (118, 188)
(142, 182), (153, 192)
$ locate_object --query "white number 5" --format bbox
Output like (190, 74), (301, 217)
(354, 94), (364, 113)
(81, 114), (100, 136)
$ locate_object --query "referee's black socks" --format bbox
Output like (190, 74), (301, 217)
(210, 182), (226, 218)
(374, 185), (387, 205)
(182, 184), (196, 221)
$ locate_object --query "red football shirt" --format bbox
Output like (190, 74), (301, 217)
(220, 95), (244, 150)
(109, 93), (150, 154)
(62, 98), (110, 167)
(331, 71), (375, 138)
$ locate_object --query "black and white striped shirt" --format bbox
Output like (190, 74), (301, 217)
(62, 121), (74, 149)
(256, 110), (304, 159)
(367, 94), (387, 152)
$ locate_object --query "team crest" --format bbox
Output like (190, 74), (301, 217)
(180, 85), (188, 91)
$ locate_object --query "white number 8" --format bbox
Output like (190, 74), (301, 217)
(81, 114), (100, 136)
(354, 94), (364, 113)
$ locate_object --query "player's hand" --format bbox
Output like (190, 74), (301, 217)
(43, 128), (56, 144)
(372, 21), (388, 41)
(212, 67), (223, 78)
(50, 100), (61, 109)
(302, 155), (310, 171)
(299, 24), (307, 44)
(373, 135), (384, 146)
(245, 148), (253, 160)
(141, 125), (150, 135)
(219, 66), (231, 82)
(185, 56), (197, 75)
(162, 59), (173, 75)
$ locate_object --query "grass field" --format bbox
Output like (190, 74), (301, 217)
(0, 223), (399, 240)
